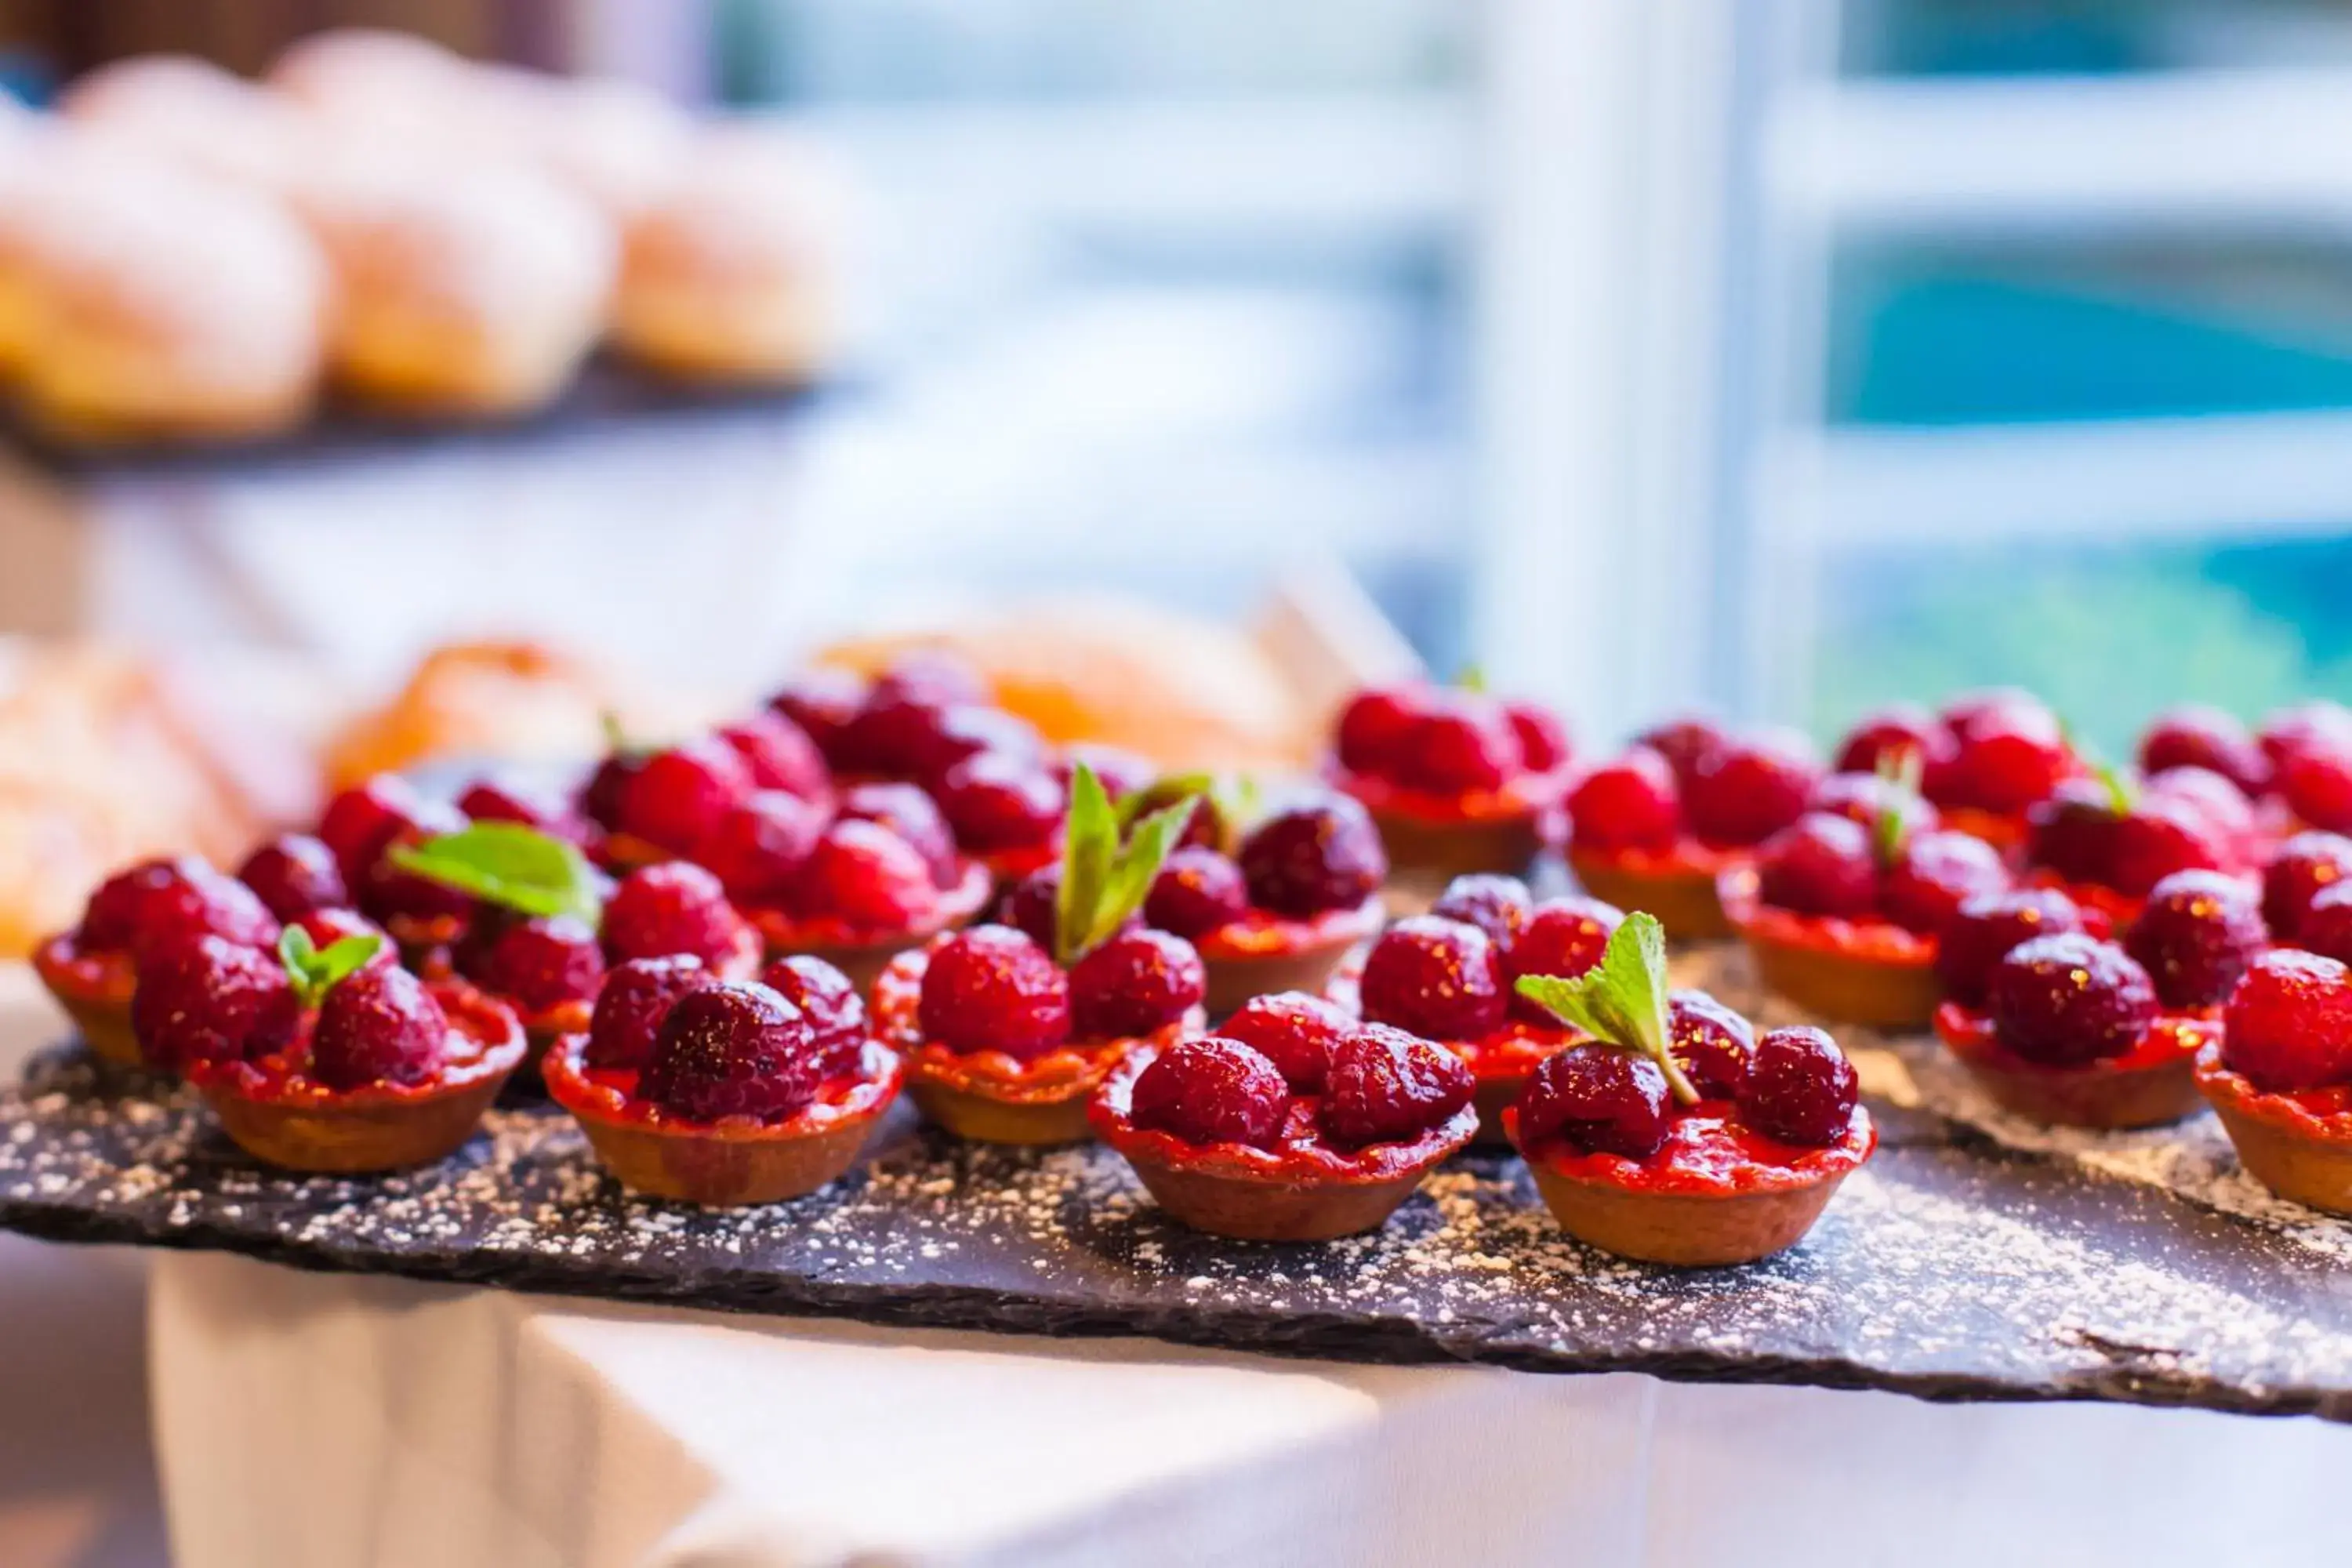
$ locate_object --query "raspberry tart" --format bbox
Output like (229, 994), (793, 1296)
(546, 960), (902, 1207)
(2196, 949), (2352, 1214)
(143, 925), (525, 1173)
(1565, 727), (1819, 940)
(1323, 680), (1573, 883)
(1133, 791), (1387, 1016)
(35, 856), (279, 1069)
(1330, 875), (1626, 1142)
(875, 764), (1206, 1142)
(2023, 764), (2258, 929)
(1504, 913), (1875, 1265)
(1091, 1019), (1477, 1241)
(1843, 689), (2080, 851)
(1720, 791), (2006, 1029)
(1932, 916), (2227, 1129)
(742, 790), (993, 992)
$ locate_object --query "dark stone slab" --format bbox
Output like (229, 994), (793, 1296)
(2, 1045), (2348, 1420)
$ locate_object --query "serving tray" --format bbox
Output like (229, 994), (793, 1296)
(2, 1014), (2348, 1421)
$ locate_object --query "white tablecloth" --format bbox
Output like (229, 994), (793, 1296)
(150, 1253), (2351, 1568)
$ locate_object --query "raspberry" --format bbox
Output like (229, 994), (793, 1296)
(457, 776), (583, 840)
(1754, 813), (1878, 919)
(769, 669), (866, 765)
(1221, 991), (1350, 1092)
(1396, 691), (1523, 793)
(237, 835), (349, 922)
(576, 753), (640, 833)
(614, 738), (753, 855)
(1833, 703), (1944, 775)
(1809, 772), (1941, 837)
(2140, 706), (2267, 797)
(1069, 928), (1206, 1040)
(459, 914), (604, 1014)
(2125, 870), (2264, 1010)
(1739, 1026), (1859, 1146)
(1334, 684), (1425, 775)
(2223, 949), (2352, 1092)
(1507, 701), (1571, 773)
(602, 862), (748, 968)
(1882, 829), (2007, 936)
(698, 790), (826, 903)
(639, 982), (820, 1123)
(1684, 731), (1820, 848)
(1566, 749), (1679, 850)
(2146, 766), (2256, 848)
(354, 793), (473, 925)
(760, 955), (868, 1080)
(290, 908), (394, 966)
(1238, 796), (1386, 917)
(870, 652), (987, 710)
(1988, 934), (2157, 1066)
(2295, 882), (2352, 969)
(132, 935), (298, 1073)
(1504, 897), (1623, 1024)
(1319, 1022), (1474, 1148)
(1128, 1037), (1289, 1149)
(2278, 744), (2352, 833)
(998, 866), (1064, 951)
(2108, 796), (2229, 899)
(717, 712), (832, 801)
(318, 775), (433, 883)
(2025, 777), (2120, 887)
(935, 754), (1065, 852)
(1669, 989), (1753, 1099)
(82, 857), (280, 961)
(789, 818), (940, 931)
(1358, 916), (1507, 1040)
(1144, 846), (1249, 940)
(833, 695), (950, 778)
(2262, 830), (2352, 941)
(1428, 873), (1534, 953)
(1935, 888), (2086, 1007)
(309, 967), (449, 1091)
(2259, 701), (2352, 773)
(916, 925), (1071, 1059)
(1632, 717), (1726, 788)
(838, 782), (960, 887)
(584, 955), (711, 1070)
(1514, 1044), (1668, 1158)
(924, 706), (1046, 785)
(1938, 698), (2070, 815)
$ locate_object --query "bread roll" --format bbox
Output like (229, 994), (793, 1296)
(614, 127), (843, 384)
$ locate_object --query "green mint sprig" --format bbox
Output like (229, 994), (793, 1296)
(277, 924), (385, 1009)
(1871, 743), (1926, 867)
(1116, 770), (1259, 856)
(388, 822), (604, 927)
(1055, 761), (1195, 968)
(1512, 912), (1698, 1105)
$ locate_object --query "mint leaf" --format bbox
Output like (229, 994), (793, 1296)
(1054, 763), (1119, 968)
(2092, 759), (2135, 816)
(388, 822), (603, 926)
(1512, 912), (1698, 1104)
(1456, 662), (1488, 694)
(277, 924), (384, 1008)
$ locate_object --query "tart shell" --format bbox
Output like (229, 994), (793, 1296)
(1196, 898), (1384, 1018)
(546, 1034), (904, 1206)
(1937, 1004), (2209, 1130)
(1719, 867), (1940, 1030)
(33, 937), (140, 1069)
(1567, 844), (1732, 940)
(2195, 1044), (2352, 1215)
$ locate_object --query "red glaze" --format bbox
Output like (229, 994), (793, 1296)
(547, 1032), (901, 1136)
(1937, 1001), (2211, 1078)
(1510, 1099), (1875, 1200)
(33, 933), (140, 1065)
(1189, 897), (1385, 964)
(1936, 1000), (2212, 1128)
(747, 858), (991, 968)
(2194, 1041), (2352, 1214)
(184, 978), (522, 1109)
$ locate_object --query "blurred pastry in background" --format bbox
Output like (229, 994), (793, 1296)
(820, 598), (1312, 771)
(266, 27), (474, 130)
(467, 67), (693, 221)
(325, 640), (713, 790)
(615, 127), (844, 385)
(292, 149), (615, 417)
(10, 149), (327, 444)
(0, 105), (45, 382)
(59, 54), (316, 195)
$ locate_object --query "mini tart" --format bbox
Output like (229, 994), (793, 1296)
(1718, 866), (1940, 1030)
(545, 1033), (903, 1207)
(2194, 1044), (2352, 1216)
(874, 946), (1200, 1144)
(1192, 896), (1385, 1018)
(185, 981), (525, 1174)
(1323, 953), (1582, 1145)
(32, 934), (140, 1069)
(1091, 1047), (1478, 1241)
(748, 859), (991, 994)
(1567, 840), (1737, 941)
(1508, 1102), (1875, 1267)
(1328, 764), (1569, 884)
(1936, 1003), (2210, 1130)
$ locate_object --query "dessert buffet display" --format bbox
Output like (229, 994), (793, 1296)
(5, 662), (2352, 1417)
(0, 31), (840, 451)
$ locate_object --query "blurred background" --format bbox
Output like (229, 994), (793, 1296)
(6, 1), (2352, 760)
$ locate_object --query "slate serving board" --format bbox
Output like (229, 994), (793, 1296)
(2, 1045), (2349, 1421)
